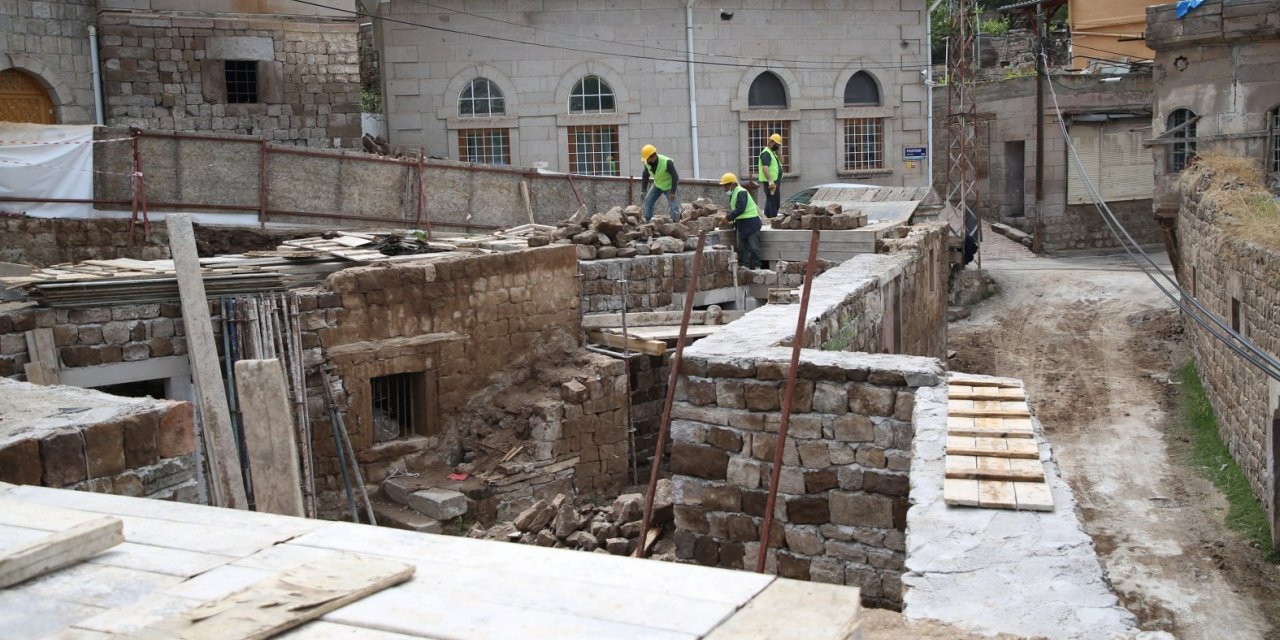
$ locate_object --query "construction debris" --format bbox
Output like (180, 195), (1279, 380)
(467, 482), (676, 557)
(544, 199), (725, 260)
(772, 202), (869, 230)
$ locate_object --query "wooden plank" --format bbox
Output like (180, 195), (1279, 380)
(977, 480), (1018, 509)
(946, 420), (1035, 439)
(234, 359), (305, 517)
(946, 373), (1024, 388)
(588, 330), (667, 356)
(945, 457), (1043, 482)
(947, 388), (1026, 401)
(581, 309), (746, 329)
(0, 516), (124, 589)
(948, 406), (1032, 418)
(944, 454), (977, 477)
(703, 579), (861, 640)
(59, 356), (192, 389)
(943, 478), (981, 507)
(1013, 482), (1055, 512)
(946, 436), (1039, 459)
(166, 213), (248, 511)
(127, 553), (413, 640)
(25, 328), (60, 384)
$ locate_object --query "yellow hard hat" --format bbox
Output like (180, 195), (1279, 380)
(641, 144), (657, 161)
(720, 172), (737, 185)
(769, 133), (782, 145)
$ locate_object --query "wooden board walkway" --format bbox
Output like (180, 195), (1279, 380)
(0, 483), (864, 640)
(943, 373), (1054, 512)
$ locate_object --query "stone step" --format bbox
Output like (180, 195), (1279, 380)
(383, 476), (468, 521)
(371, 496), (442, 534)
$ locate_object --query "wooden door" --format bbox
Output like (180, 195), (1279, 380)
(0, 69), (56, 124)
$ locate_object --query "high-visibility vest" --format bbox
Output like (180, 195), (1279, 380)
(758, 147), (780, 183)
(728, 185), (760, 221)
(645, 154), (674, 191)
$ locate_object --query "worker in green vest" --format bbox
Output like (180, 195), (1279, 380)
(720, 172), (762, 269)
(640, 144), (681, 222)
(758, 133), (783, 219)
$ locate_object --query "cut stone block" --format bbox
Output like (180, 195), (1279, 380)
(406, 488), (468, 521)
(373, 500), (443, 534)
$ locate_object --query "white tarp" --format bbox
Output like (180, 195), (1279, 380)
(0, 122), (99, 218)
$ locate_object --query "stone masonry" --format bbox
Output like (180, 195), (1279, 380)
(668, 224), (949, 609)
(0, 377), (199, 502)
(0, 0), (96, 124)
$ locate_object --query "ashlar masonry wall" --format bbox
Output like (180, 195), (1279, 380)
(1176, 164), (1280, 513)
(668, 223), (949, 610)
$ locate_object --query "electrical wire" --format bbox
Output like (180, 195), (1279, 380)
(288, 0), (933, 72)
(1039, 50), (1280, 381)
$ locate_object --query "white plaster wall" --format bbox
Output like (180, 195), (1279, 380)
(377, 0), (929, 188)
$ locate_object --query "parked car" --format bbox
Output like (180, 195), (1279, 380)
(784, 182), (879, 206)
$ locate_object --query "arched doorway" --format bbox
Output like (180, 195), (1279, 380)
(0, 69), (56, 124)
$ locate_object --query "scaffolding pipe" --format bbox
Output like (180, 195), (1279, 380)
(637, 231), (708, 557)
(756, 228), (821, 573)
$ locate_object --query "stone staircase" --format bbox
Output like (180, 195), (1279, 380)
(373, 476), (468, 534)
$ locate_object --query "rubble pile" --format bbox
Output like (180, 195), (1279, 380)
(773, 202), (869, 230)
(467, 480), (676, 558)
(529, 200), (727, 260)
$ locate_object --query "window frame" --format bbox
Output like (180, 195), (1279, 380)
(458, 78), (506, 119)
(568, 74), (617, 115)
(1167, 108), (1197, 173)
(458, 128), (511, 165)
(748, 71), (788, 110)
(747, 120), (792, 175)
(567, 124), (620, 176)
(224, 60), (259, 104)
(843, 71), (881, 107)
(841, 117), (885, 171)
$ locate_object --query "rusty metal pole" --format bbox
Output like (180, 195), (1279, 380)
(637, 231), (708, 557)
(258, 138), (269, 230)
(756, 227), (821, 573)
(627, 175), (634, 207)
(566, 172), (586, 208)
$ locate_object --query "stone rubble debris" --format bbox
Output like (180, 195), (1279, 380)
(772, 202), (869, 230)
(466, 480), (677, 558)
(536, 199), (728, 260)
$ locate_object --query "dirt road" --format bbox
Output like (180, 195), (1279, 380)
(949, 253), (1279, 639)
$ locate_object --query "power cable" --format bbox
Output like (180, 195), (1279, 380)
(1039, 50), (1280, 380)
(288, 0), (932, 72)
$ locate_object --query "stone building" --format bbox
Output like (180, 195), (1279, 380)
(1146, 0), (1280, 213)
(372, 0), (931, 188)
(0, 1), (362, 148)
(930, 72), (1162, 253)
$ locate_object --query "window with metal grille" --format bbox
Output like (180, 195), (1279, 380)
(748, 72), (787, 109)
(844, 71), (881, 106)
(568, 75), (615, 115)
(1167, 108), (1196, 173)
(458, 128), (510, 165)
(842, 118), (884, 171)
(370, 372), (426, 443)
(1269, 106), (1280, 173)
(225, 60), (258, 104)
(747, 121), (790, 174)
(459, 78), (505, 118)
(567, 125), (619, 176)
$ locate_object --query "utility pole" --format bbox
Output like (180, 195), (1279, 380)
(1032, 4), (1046, 255)
(943, 0), (981, 267)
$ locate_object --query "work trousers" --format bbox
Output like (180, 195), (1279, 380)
(643, 187), (681, 222)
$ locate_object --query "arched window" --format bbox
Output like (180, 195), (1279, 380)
(568, 75), (615, 115)
(1167, 108), (1197, 173)
(748, 72), (787, 109)
(459, 78), (505, 118)
(844, 71), (880, 106)
(1268, 105), (1279, 173)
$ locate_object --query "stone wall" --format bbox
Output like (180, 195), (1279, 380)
(0, 0), (96, 125)
(0, 378), (198, 502)
(667, 224), (949, 609)
(1146, 0), (1280, 207)
(0, 301), (191, 379)
(1175, 163), (1280, 509)
(96, 9), (361, 147)
(577, 250), (735, 314)
(90, 128), (726, 231)
(929, 74), (1163, 254)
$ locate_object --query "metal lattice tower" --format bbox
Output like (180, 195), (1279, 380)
(942, 0), (982, 266)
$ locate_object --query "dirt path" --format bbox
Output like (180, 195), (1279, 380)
(949, 254), (1279, 639)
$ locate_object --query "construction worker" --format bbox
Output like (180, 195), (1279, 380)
(758, 133), (783, 219)
(639, 144), (681, 222)
(720, 172), (761, 269)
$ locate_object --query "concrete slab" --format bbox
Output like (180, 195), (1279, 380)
(903, 385), (1148, 639)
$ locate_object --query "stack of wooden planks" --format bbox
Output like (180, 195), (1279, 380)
(942, 373), (1055, 512)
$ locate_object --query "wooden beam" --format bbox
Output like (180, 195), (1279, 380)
(58, 355), (192, 389)
(167, 213), (248, 510)
(23, 328), (59, 385)
(0, 516), (124, 589)
(587, 330), (667, 356)
(581, 309), (745, 329)
(234, 359), (305, 518)
(129, 554), (414, 640)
